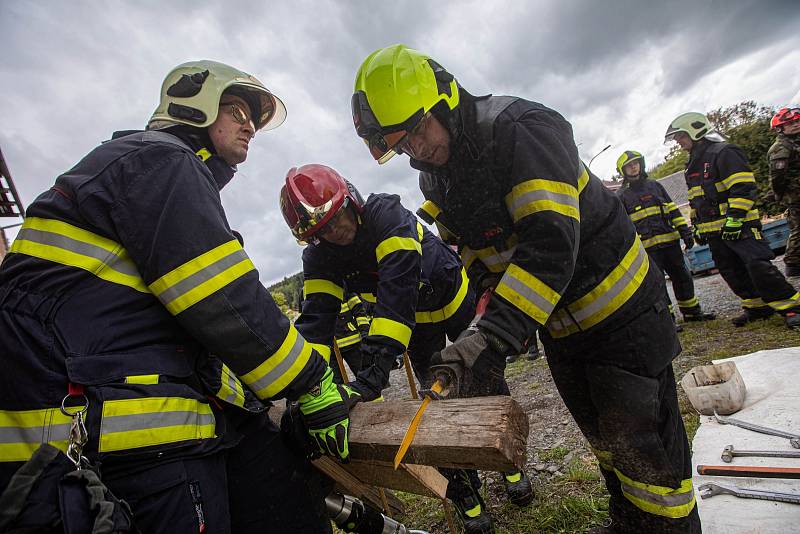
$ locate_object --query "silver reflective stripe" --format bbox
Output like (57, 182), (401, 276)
(101, 410), (216, 434)
(17, 227), (140, 277)
(509, 189), (579, 214)
(570, 244), (647, 323)
(246, 333), (306, 393)
(500, 272), (557, 317)
(0, 423), (71, 444)
(482, 246), (516, 268)
(158, 248), (249, 305)
(621, 482), (695, 508)
(222, 371), (241, 404)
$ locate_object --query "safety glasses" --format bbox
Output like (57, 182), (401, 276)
(220, 101), (254, 129)
(352, 91), (425, 164)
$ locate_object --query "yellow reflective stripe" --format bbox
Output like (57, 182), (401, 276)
(336, 332), (362, 348)
(547, 238), (649, 337)
(149, 239), (255, 315)
(347, 295), (362, 309)
(241, 325), (313, 400)
(10, 217), (149, 293)
(375, 234), (422, 263)
(304, 279), (344, 300)
(98, 397), (216, 452)
(715, 171), (755, 191)
(671, 216), (688, 227)
(195, 148), (212, 161)
(416, 268), (469, 324)
(767, 292), (800, 311)
(125, 374), (159, 385)
(616, 469), (696, 519)
(369, 317), (412, 347)
(628, 206), (661, 222)
(356, 316), (370, 327)
(339, 302), (350, 313)
(677, 297), (699, 308)
(417, 222), (423, 241)
(420, 200), (441, 219)
(741, 297), (767, 309)
(591, 447), (614, 471)
(728, 197), (754, 212)
(697, 218), (726, 234)
(495, 264), (560, 325)
(461, 247), (478, 271)
(505, 472), (522, 483)
(359, 292), (377, 303)
(505, 179), (580, 222)
(0, 407), (79, 462)
(216, 363), (245, 407)
(688, 186), (703, 200)
(664, 202), (678, 211)
(310, 343), (332, 364)
(577, 165), (589, 193)
(641, 231), (680, 248)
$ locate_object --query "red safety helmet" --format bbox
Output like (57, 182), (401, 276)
(280, 164), (364, 243)
(771, 107), (800, 131)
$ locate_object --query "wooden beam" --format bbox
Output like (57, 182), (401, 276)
(345, 460), (448, 499)
(348, 396), (529, 472)
(311, 456), (405, 516)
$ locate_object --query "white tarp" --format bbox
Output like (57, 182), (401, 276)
(690, 347), (800, 533)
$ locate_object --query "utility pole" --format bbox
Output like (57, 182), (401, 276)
(0, 144), (25, 259)
(588, 144), (612, 169)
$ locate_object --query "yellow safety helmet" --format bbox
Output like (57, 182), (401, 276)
(148, 60), (286, 132)
(352, 44), (460, 164)
(664, 112), (711, 142)
(616, 150), (645, 176)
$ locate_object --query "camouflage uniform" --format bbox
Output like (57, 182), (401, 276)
(768, 133), (800, 275)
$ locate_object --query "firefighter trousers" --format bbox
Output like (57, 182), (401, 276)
(785, 204), (800, 272)
(707, 233), (800, 313)
(648, 244), (700, 316)
(542, 300), (701, 532)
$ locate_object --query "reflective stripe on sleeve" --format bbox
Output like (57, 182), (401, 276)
(688, 186), (703, 200)
(375, 227), (422, 263)
(303, 278), (344, 300)
(641, 231), (680, 249)
(216, 363), (246, 408)
(9, 217), (149, 293)
(727, 197), (754, 212)
(495, 264), (560, 325)
(149, 239), (255, 315)
(240, 325), (313, 400)
(505, 179), (580, 223)
(359, 292), (377, 303)
(310, 343), (332, 363)
(0, 407), (79, 462)
(419, 200), (441, 220)
(628, 206), (661, 222)
(416, 268), (469, 324)
(369, 317), (412, 347)
(715, 172), (755, 191)
(335, 332), (362, 348)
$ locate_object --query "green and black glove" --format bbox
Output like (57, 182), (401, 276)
(692, 225), (707, 246)
(721, 217), (744, 241)
(298, 367), (361, 462)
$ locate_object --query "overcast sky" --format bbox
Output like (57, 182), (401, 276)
(2, 0), (798, 284)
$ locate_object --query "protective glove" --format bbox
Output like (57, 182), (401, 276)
(692, 225), (707, 246)
(682, 234), (695, 250)
(297, 367), (361, 462)
(721, 217), (744, 241)
(428, 327), (512, 398)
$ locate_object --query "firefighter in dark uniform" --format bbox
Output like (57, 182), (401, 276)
(352, 44), (700, 534)
(279, 164), (533, 534)
(615, 150), (715, 326)
(768, 107), (800, 277)
(0, 61), (358, 533)
(666, 112), (800, 329)
(332, 293), (372, 380)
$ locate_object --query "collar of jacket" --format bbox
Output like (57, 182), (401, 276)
(687, 137), (714, 169)
(409, 87), (485, 175)
(624, 173), (649, 190)
(161, 125), (237, 190)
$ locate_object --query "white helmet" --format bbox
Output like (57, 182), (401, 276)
(148, 60), (286, 132)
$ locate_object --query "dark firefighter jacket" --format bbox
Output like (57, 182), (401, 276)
(0, 128), (328, 477)
(415, 90), (664, 348)
(685, 139), (760, 236)
(334, 294), (371, 349)
(768, 133), (800, 202)
(617, 176), (691, 250)
(295, 193), (465, 397)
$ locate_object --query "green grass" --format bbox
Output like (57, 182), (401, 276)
(383, 316), (800, 533)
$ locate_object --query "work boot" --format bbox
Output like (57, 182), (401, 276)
(526, 344), (542, 361)
(502, 470), (534, 506)
(731, 307), (774, 327)
(785, 311), (800, 329)
(505, 352), (521, 364)
(682, 307), (716, 322)
(451, 491), (494, 534)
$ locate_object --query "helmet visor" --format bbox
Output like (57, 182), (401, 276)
(352, 91), (424, 164)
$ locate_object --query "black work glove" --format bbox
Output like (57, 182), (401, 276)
(429, 327), (511, 398)
(692, 225), (707, 246)
(682, 235), (695, 250)
(280, 401), (320, 460)
(347, 344), (398, 401)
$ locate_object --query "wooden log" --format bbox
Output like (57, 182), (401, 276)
(312, 457), (405, 516)
(345, 460), (448, 499)
(348, 395), (529, 471)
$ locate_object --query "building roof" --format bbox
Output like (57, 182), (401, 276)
(657, 171), (688, 207)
